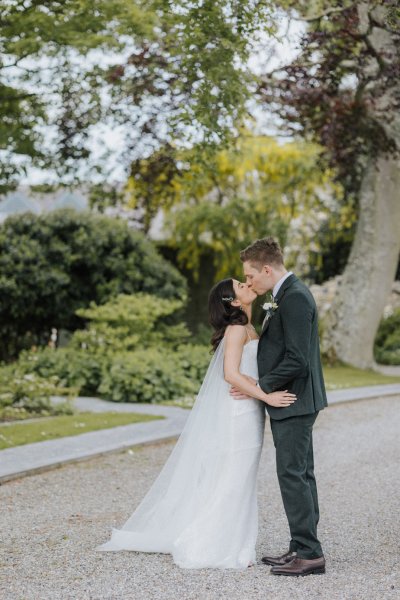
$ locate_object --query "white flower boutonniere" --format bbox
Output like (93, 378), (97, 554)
(262, 299), (278, 323)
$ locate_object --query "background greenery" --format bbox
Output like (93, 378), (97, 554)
(0, 1), (399, 424)
(0, 210), (186, 360)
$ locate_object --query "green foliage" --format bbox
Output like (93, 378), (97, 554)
(0, 210), (186, 359)
(1, 0), (278, 189)
(69, 294), (208, 402)
(374, 309), (400, 365)
(175, 344), (211, 386)
(19, 348), (103, 397)
(98, 349), (193, 403)
(0, 365), (73, 422)
(264, 1), (400, 201)
(72, 293), (190, 353)
(105, 2), (276, 155)
(98, 343), (210, 403)
(149, 136), (342, 280)
(14, 293), (210, 404)
(0, 0), (155, 190)
(19, 343), (210, 405)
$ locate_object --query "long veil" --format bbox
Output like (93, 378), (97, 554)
(96, 338), (238, 555)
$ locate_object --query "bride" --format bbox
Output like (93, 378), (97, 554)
(96, 278), (296, 569)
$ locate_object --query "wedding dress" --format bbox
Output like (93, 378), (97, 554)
(96, 337), (266, 570)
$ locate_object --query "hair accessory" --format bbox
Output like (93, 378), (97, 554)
(222, 296), (234, 302)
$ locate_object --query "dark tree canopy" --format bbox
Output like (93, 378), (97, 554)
(0, 209), (186, 359)
(259, 1), (400, 200)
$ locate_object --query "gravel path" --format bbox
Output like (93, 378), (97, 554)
(1, 396), (399, 600)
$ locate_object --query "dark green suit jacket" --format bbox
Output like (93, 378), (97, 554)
(257, 274), (328, 420)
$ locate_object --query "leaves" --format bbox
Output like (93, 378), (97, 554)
(0, 210), (186, 359)
(0, 0), (156, 189)
(72, 292), (190, 353)
(142, 135), (342, 279)
(260, 1), (400, 199)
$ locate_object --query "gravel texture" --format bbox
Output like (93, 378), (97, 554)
(1, 396), (399, 600)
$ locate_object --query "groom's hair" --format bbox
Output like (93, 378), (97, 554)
(240, 237), (284, 270)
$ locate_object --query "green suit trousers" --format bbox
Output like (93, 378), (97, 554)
(270, 412), (323, 559)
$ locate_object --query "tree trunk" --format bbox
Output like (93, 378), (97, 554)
(322, 155), (400, 368)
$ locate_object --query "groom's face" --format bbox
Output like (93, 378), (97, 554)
(243, 261), (273, 295)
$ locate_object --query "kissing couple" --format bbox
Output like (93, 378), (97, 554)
(97, 237), (328, 576)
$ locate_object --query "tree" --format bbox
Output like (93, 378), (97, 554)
(3, 1), (398, 368)
(260, 1), (400, 368)
(0, 0), (154, 191)
(124, 134), (342, 333)
(151, 135), (341, 280)
(102, 1), (276, 152)
(1, 1), (279, 191)
(0, 210), (186, 360)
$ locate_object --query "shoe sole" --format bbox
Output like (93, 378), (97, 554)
(272, 567), (326, 576)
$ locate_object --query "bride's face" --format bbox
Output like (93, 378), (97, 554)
(232, 279), (257, 306)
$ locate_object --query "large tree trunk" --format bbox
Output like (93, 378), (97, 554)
(322, 155), (400, 368)
(320, 1), (400, 368)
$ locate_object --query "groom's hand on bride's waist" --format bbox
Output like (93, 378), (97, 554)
(229, 375), (257, 400)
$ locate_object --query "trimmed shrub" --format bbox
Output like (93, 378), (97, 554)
(374, 309), (400, 365)
(98, 349), (199, 403)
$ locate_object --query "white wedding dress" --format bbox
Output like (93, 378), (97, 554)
(96, 337), (266, 569)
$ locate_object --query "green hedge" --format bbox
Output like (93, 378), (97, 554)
(374, 309), (400, 365)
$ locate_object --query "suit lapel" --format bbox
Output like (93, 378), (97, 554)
(260, 274), (298, 337)
(274, 274), (298, 304)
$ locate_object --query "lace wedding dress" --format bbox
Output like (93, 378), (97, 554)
(96, 337), (265, 569)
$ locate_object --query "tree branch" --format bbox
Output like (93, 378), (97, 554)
(292, 2), (357, 23)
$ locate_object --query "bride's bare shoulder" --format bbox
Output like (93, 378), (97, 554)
(224, 324), (247, 343)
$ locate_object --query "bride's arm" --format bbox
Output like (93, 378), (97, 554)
(223, 326), (296, 407)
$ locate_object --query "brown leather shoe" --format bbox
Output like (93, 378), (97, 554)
(261, 550), (297, 566)
(271, 556), (325, 576)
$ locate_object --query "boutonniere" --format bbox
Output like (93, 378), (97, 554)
(262, 298), (278, 321)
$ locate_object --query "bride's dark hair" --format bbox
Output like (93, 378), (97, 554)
(208, 278), (248, 353)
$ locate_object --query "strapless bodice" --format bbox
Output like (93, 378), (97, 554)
(240, 339), (259, 380)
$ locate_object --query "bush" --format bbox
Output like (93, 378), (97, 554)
(175, 344), (211, 384)
(18, 347), (103, 396)
(12, 293), (212, 405)
(98, 349), (199, 403)
(16, 343), (211, 404)
(71, 293), (190, 353)
(0, 210), (187, 360)
(374, 309), (400, 365)
(0, 366), (74, 422)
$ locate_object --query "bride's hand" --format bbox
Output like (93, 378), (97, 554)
(230, 385), (251, 400)
(266, 390), (296, 407)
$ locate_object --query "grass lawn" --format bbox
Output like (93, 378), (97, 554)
(0, 411), (163, 450)
(164, 365), (400, 408)
(323, 365), (400, 390)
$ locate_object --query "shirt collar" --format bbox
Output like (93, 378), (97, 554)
(273, 271), (293, 299)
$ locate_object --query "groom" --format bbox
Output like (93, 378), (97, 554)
(233, 237), (327, 576)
